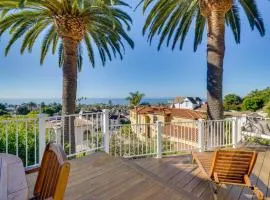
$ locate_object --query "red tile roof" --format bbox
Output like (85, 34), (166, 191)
(132, 106), (206, 120)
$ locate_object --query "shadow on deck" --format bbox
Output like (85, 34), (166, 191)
(27, 149), (270, 200)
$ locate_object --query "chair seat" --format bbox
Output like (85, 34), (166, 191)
(192, 150), (257, 186)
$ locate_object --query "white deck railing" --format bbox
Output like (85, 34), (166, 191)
(203, 119), (234, 150)
(162, 121), (199, 154)
(109, 123), (158, 158)
(0, 118), (39, 167)
(43, 112), (105, 158)
(1, 111), (269, 167)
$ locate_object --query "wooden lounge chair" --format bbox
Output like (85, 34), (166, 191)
(25, 143), (71, 200)
(192, 150), (264, 200)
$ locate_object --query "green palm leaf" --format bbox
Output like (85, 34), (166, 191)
(0, 0), (134, 68)
(141, 0), (265, 51)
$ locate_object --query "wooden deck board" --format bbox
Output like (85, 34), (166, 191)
(64, 152), (197, 200)
(26, 149), (270, 200)
(256, 151), (270, 198)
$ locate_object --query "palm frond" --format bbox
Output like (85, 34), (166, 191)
(226, 4), (241, 44)
(239, 0), (265, 36)
(139, 0), (265, 51)
(0, 0), (133, 70)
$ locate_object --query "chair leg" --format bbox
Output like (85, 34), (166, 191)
(209, 182), (218, 200)
(251, 186), (264, 200)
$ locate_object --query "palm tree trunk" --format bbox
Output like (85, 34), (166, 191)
(206, 11), (226, 120)
(62, 37), (78, 154)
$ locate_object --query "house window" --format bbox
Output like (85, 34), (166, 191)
(153, 116), (158, 123)
(83, 130), (91, 141)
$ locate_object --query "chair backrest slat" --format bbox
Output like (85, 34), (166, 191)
(210, 150), (257, 184)
(34, 143), (70, 200)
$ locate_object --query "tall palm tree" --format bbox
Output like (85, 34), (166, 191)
(126, 91), (145, 107)
(139, 0), (265, 119)
(0, 0), (134, 153)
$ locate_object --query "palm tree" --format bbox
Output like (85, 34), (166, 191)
(28, 102), (37, 111)
(126, 91), (145, 107)
(0, 0), (134, 153)
(139, 0), (265, 119)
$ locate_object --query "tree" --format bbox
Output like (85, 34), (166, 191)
(126, 91), (145, 107)
(264, 101), (270, 117)
(0, 103), (8, 116)
(27, 102), (37, 111)
(41, 103), (62, 116)
(242, 97), (264, 112)
(139, 0), (265, 119)
(224, 94), (242, 111)
(16, 105), (30, 115)
(244, 87), (270, 105)
(0, 0), (134, 153)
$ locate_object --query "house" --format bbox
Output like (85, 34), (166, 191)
(79, 110), (129, 127)
(170, 97), (203, 110)
(130, 106), (206, 124)
(46, 116), (97, 153)
(130, 106), (206, 145)
(45, 110), (130, 153)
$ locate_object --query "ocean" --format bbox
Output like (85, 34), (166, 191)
(0, 98), (172, 105)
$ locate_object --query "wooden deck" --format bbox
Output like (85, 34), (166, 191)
(27, 149), (270, 199)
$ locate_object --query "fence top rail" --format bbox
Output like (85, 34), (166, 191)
(205, 119), (234, 122)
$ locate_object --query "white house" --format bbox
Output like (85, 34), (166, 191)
(171, 97), (202, 110)
(46, 116), (98, 153)
(46, 111), (126, 153)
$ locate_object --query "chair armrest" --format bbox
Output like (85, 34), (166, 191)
(25, 166), (40, 175)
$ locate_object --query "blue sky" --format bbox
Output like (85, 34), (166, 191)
(0, 1), (269, 99)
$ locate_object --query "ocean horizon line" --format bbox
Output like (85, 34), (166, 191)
(0, 97), (175, 105)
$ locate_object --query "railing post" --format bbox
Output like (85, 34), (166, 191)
(156, 121), (162, 159)
(198, 119), (205, 152)
(232, 117), (238, 148)
(103, 109), (110, 154)
(38, 114), (46, 164)
(236, 117), (242, 144)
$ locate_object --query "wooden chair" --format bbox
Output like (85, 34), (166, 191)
(192, 150), (264, 200)
(25, 143), (71, 200)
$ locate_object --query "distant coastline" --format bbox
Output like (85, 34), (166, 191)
(0, 98), (172, 105)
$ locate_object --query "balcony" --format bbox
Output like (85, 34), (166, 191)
(1, 111), (270, 199)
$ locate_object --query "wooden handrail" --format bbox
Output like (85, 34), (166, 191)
(25, 166), (40, 175)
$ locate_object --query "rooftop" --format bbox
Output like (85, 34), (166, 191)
(132, 106), (206, 120)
